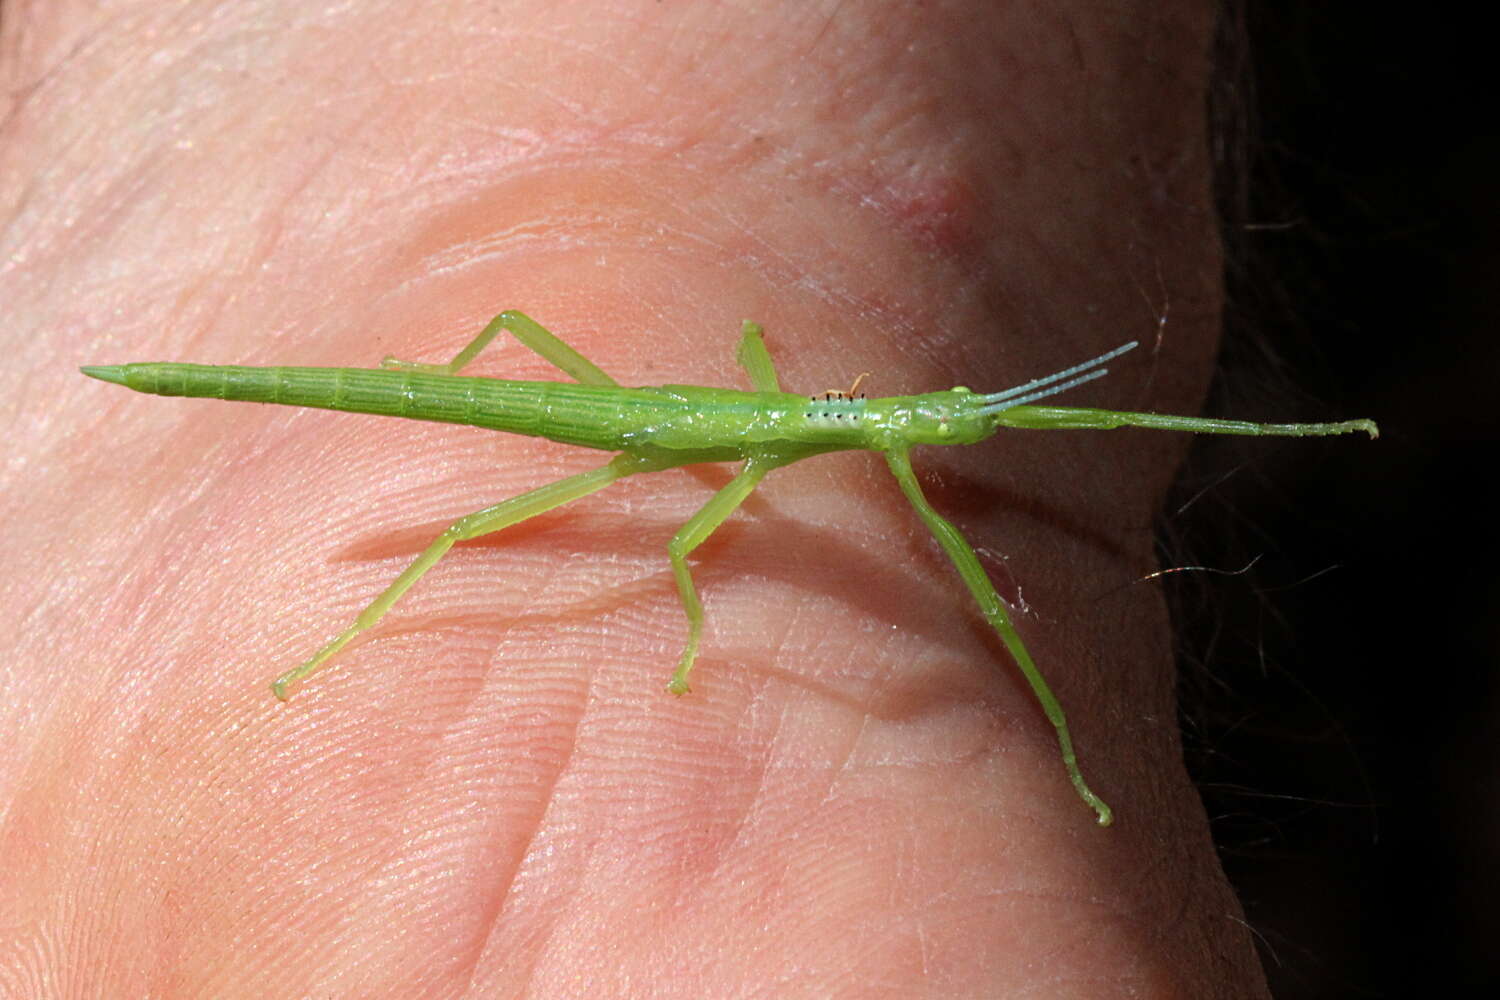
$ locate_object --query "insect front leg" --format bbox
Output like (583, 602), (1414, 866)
(994, 404), (1378, 439)
(883, 446), (1113, 826)
(270, 452), (660, 700)
(664, 455), (782, 695)
(381, 310), (619, 386)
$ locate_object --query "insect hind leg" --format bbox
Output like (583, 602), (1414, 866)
(270, 452), (658, 700)
(734, 320), (782, 393)
(381, 310), (619, 386)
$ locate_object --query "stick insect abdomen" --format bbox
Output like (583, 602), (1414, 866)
(86, 363), (556, 428)
(83, 363), (816, 456)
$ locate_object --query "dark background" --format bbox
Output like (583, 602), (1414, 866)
(1171, 3), (1497, 996)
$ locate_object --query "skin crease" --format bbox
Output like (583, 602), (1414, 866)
(0, 1), (1271, 997)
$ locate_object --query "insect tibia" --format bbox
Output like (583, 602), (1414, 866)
(993, 405), (1380, 439)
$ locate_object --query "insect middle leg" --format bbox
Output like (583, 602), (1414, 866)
(381, 310), (618, 386)
(665, 455), (782, 695)
(270, 451), (661, 700)
(883, 446), (1113, 825)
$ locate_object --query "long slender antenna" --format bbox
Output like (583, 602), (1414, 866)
(976, 341), (1138, 409)
(979, 367), (1114, 414)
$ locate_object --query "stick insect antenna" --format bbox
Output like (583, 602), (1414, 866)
(978, 367), (1116, 414)
(976, 341), (1138, 410)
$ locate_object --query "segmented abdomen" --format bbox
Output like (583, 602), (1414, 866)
(107, 364), (765, 453)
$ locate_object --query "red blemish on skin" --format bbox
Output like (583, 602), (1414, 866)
(876, 171), (990, 262)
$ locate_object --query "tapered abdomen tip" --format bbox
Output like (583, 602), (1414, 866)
(80, 365), (128, 386)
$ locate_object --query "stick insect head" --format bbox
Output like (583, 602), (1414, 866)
(884, 388), (1007, 446)
(887, 341), (1139, 446)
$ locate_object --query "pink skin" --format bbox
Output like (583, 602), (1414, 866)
(0, 1), (1268, 996)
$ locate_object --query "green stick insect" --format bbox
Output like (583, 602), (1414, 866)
(82, 311), (1377, 826)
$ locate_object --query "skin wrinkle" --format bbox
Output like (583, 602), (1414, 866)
(459, 707), (580, 994)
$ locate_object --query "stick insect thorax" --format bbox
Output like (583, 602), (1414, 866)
(82, 311), (1378, 827)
